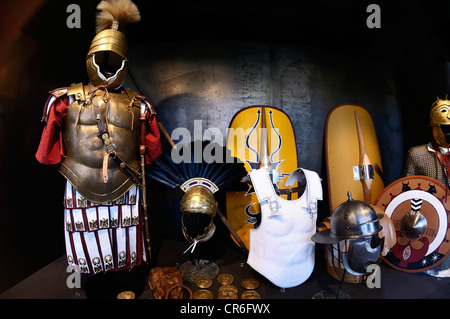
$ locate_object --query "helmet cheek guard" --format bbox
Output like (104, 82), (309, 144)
(342, 236), (385, 275)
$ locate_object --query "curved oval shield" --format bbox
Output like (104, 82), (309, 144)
(373, 176), (450, 272)
(325, 104), (385, 213)
(225, 105), (298, 249)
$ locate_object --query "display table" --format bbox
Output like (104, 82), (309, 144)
(1, 238), (449, 299)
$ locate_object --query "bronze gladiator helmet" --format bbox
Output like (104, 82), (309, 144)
(430, 97), (450, 148)
(180, 185), (218, 244)
(86, 0), (141, 90)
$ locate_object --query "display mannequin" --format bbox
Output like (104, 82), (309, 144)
(404, 97), (450, 277)
(35, 0), (162, 297)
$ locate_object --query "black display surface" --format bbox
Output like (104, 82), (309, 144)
(1, 238), (449, 300)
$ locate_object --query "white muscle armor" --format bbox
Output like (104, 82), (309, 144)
(247, 167), (322, 288)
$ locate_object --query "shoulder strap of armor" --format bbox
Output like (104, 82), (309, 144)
(250, 168), (282, 216)
(122, 88), (144, 100)
(122, 88), (156, 116)
(67, 82), (87, 103)
(41, 87), (68, 122)
(122, 88), (144, 106)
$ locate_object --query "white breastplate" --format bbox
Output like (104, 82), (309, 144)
(247, 167), (322, 288)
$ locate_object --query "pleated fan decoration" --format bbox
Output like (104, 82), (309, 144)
(147, 141), (248, 249)
(147, 141), (248, 194)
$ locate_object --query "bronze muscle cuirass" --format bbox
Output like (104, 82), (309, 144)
(59, 84), (142, 204)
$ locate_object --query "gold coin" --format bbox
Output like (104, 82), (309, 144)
(218, 290), (238, 299)
(217, 273), (234, 285)
(240, 278), (260, 289)
(241, 290), (261, 299)
(116, 291), (135, 299)
(195, 277), (213, 289)
(193, 289), (213, 299)
(218, 284), (238, 294)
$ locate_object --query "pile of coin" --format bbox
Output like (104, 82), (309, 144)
(217, 273), (238, 299)
(239, 278), (261, 299)
(193, 276), (214, 299)
(192, 272), (261, 299)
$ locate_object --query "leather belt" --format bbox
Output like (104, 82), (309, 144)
(92, 100), (143, 187)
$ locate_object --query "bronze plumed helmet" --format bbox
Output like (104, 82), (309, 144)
(86, 30), (128, 90)
(430, 97), (450, 148)
(86, 0), (140, 89)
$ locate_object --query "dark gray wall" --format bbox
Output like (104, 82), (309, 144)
(127, 41), (403, 183)
(124, 39), (405, 247)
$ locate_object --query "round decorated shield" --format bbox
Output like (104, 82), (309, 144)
(373, 176), (450, 272)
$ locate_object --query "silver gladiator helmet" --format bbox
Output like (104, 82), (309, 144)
(312, 191), (384, 275)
